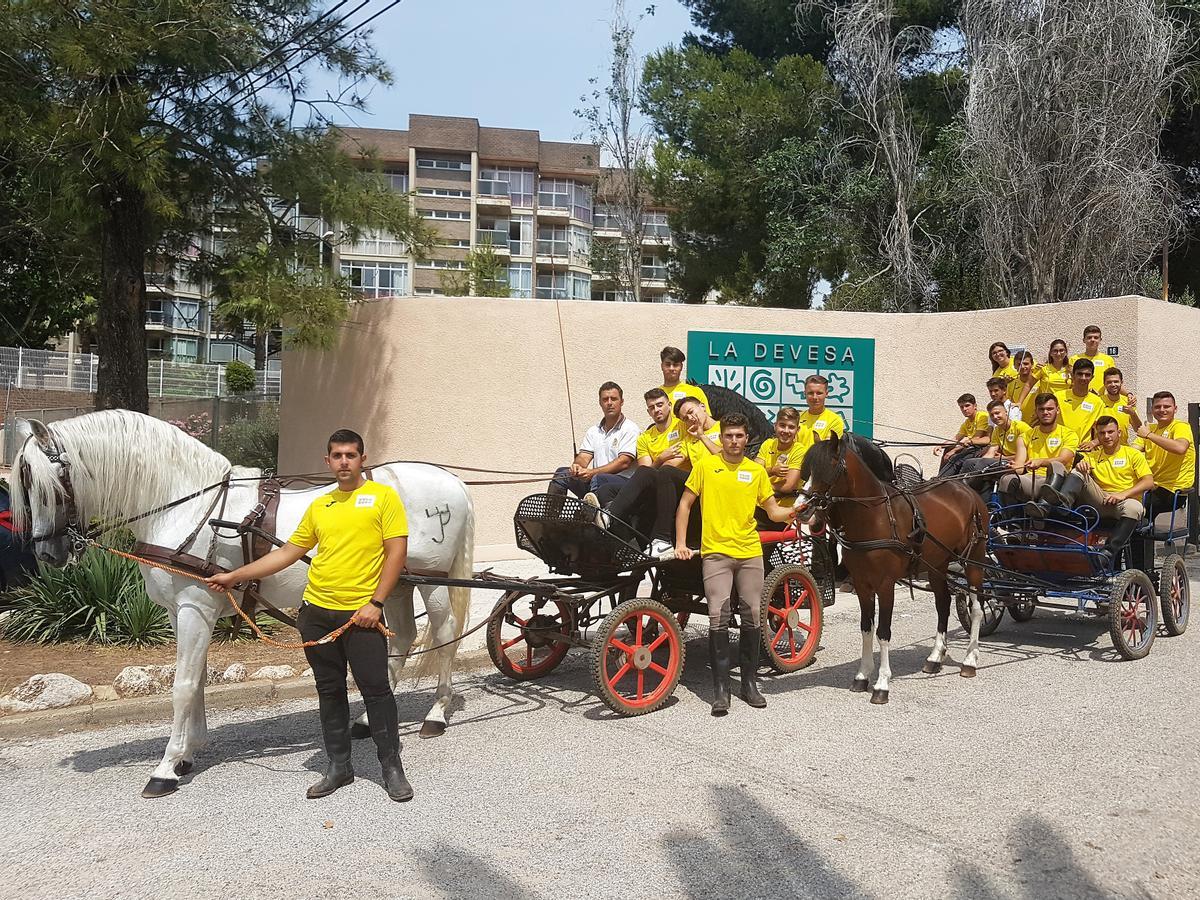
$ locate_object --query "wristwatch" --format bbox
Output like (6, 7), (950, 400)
(369, 599), (385, 609)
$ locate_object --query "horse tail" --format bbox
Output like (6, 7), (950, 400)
(412, 480), (475, 681)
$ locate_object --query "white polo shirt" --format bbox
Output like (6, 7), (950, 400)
(581, 415), (641, 478)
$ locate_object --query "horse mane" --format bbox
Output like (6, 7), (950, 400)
(799, 433), (895, 485)
(11, 410), (233, 532)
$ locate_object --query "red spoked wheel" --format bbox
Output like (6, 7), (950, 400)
(759, 565), (823, 673)
(1108, 569), (1157, 660)
(1159, 554), (1189, 637)
(486, 591), (576, 680)
(590, 599), (684, 716)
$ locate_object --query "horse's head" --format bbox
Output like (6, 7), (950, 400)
(796, 432), (848, 530)
(11, 419), (78, 566)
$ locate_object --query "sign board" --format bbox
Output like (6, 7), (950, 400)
(686, 331), (876, 437)
(1107, 346), (1119, 356)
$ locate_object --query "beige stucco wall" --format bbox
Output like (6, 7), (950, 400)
(279, 294), (1199, 558)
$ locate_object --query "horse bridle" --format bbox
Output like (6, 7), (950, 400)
(799, 438), (849, 515)
(20, 432), (83, 545)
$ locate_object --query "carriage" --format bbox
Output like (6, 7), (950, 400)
(953, 491), (1193, 659)
(483, 493), (834, 716)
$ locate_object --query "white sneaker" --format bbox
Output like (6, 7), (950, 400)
(650, 539), (675, 561)
(582, 492), (606, 529)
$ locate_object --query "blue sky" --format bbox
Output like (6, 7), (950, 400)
(306, 0), (696, 142)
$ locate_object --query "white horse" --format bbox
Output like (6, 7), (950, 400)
(10, 410), (474, 798)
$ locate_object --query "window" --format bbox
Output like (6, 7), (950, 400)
(479, 166), (534, 206)
(594, 204), (621, 230)
(568, 225), (591, 261)
(374, 170), (408, 192)
(419, 209), (471, 220)
(570, 273), (591, 300)
(169, 337), (200, 360)
(345, 229), (408, 257)
(417, 187), (470, 198)
(509, 214), (533, 256)
(416, 157), (471, 171)
(535, 271), (568, 300)
(538, 178), (570, 210)
(642, 211), (671, 238)
(436, 238), (472, 249)
(641, 254), (667, 281)
(415, 259), (468, 270)
(571, 182), (592, 223)
(508, 263), (532, 299)
(415, 287), (445, 296)
(477, 218), (509, 248)
(593, 290), (636, 303)
(537, 225), (567, 257)
(341, 261), (410, 298)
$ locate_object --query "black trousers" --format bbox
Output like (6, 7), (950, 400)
(607, 466), (699, 544)
(298, 603), (396, 752)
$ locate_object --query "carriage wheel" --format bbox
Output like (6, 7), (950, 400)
(486, 591), (575, 680)
(955, 591), (1004, 636)
(590, 599), (684, 716)
(1008, 596), (1037, 622)
(1108, 569), (1157, 660)
(759, 565), (823, 673)
(1159, 555), (1190, 637)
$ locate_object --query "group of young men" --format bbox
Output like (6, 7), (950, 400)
(549, 346), (848, 715)
(939, 324), (1195, 561)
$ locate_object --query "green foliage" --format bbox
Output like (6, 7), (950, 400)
(440, 242), (510, 297)
(218, 405), (279, 470)
(1, 547), (171, 647)
(224, 360), (256, 395)
(212, 612), (280, 642)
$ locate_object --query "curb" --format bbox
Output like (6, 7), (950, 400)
(0, 649), (495, 742)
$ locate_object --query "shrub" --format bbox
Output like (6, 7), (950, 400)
(213, 611), (281, 642)
(168, 411), (214, 444)
(218, 405), (279, 470)
(225, 360), (257, 394)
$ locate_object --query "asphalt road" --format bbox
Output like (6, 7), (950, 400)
(2, 566), (1198, 900)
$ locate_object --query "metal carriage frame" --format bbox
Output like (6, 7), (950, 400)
(484, 494), (834, 716)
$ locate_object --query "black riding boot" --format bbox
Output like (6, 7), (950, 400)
(738, 627), (767, 709)
(307, 694), (355, 799)
(1100, 517), (1138, 567)
(363, 693), (413, 802)
(1028, 472), (1083, 517)
(709, 627), (732, 717)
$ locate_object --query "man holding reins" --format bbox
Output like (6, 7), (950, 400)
(207, 429), (413, 802)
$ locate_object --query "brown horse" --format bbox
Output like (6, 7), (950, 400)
(797, 433), (989, 703)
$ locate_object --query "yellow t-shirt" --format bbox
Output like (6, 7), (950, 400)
(1069, 352), (1116, 392)
(955, 410), (990, 441)
(1098, 393), (1132, 444)
(1038, 364), (1072, 395)
(1056, 389), (1104, 442)
(1141, 420), (1196, 491)
(635, 420), (682, 463)
(798, 408), (845, 442)
(660, 382), (710, 416)
(1084, 445), (1151, 495)
(989, 419), (1032, 458)
(680, 421), (722, 468)
(685, 455), (773, 558)
(755, 435), (813, 506)
(288, 481), (408, 611)
(1025, 424), (1079, 471)
(1009, 376), (1040, 423)
(992, 360), (1018, 384)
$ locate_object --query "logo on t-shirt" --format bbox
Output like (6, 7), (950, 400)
(737, 470), (754, 483)
(668, 430), (680, 441)
(814, 420), (827, 431)
(1081, 402), (1095, 412)
(1048, 437), (1061, 449)
(1112, 457), (1127, 468)
(355, 494), (376, 508)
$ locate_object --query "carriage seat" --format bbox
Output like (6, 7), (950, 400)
(1147, 487), (1195, 544)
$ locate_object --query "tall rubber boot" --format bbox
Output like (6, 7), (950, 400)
(1100, 517), (1138, 568)
(363, 693), (413, 802)
(1040, 472), (1085, 508)
(306, 693), (355, 799)
(709, 627), (732, 717)
(738, 626), (767, 709)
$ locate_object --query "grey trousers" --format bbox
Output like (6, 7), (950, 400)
(1078, 476), (1144, 521)
(702, 554), (764, 628)
(999, 461), (1067, 503)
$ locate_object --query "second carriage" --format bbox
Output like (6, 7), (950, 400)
(484, 493), (834, 716)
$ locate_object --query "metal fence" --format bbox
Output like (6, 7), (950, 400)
(0, 346), (281, 399)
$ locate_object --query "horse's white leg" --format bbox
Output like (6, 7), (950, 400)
(924, 585), (953, 674)
(353, 586), (416, 736)
(871, 588), (896, 704)
(418, 583), (456, 738)
(144, 589), (220, 798)
(851, 590), (875, 692)
(873, 639), (892, 699)
(961, 593), (983, 677)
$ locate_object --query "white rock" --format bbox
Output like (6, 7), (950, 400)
(249, 665), (297, 681)
(113, 664), (172, 698)
(221, 663), (247, 683)
(300, 668), (313, 678)
(1, 673), (93, 712)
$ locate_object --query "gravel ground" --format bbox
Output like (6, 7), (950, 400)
(1, 559), (1197, 900)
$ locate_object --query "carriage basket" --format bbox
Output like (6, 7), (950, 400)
(514, 494), (650, 581)
(765, 532), (836, 607)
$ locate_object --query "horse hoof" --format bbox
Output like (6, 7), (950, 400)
(960, 665), (977, 679)
(350, 721), (371, 740)
(870, 689), (889, 705)
(922, 661), (942, 675)
(419, 720), (446, 739)
(141, 777), (179, 799)
(850, 678), (870, 693)
(173, 760), (193, 777)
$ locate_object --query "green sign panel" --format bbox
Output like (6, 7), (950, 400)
(687, 330), (876, 437)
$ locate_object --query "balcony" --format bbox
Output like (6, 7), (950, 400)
(534, 287), (569, 300)
(146, 308), (209, 333)
(475, 229), (511, 254)
(535, 203), (570, 222)
(145, 271), (204, 296)
(640, 264), (668, 288)
(476, 180), (511, 209)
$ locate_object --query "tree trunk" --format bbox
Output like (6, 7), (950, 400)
(96, 177), (150, 412)
(254, 327), (267, 371)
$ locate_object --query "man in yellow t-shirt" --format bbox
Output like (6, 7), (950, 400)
(207, 429), (412, 802)
(1056, 358), (1104, 444)
(1069, 324), (1116, 393)
(958, 399), (1029, 494)
(1096, 368), (1134, 446)
(675, 413), (795, 715)
(1009, 350), (1041, 423)
(1130, 391), (1196, 532)
(797, 374), (846, 445)
(1069, 416), (1155, 560)
(658, 345), (710, 415)
(754, 406), (811, 526)
(998, 393), (1079, 512)
(936, 393), (991, 470)
(634, 388), (684, 469)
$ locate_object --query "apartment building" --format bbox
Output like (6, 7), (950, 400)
(335, 114), (676, 303)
